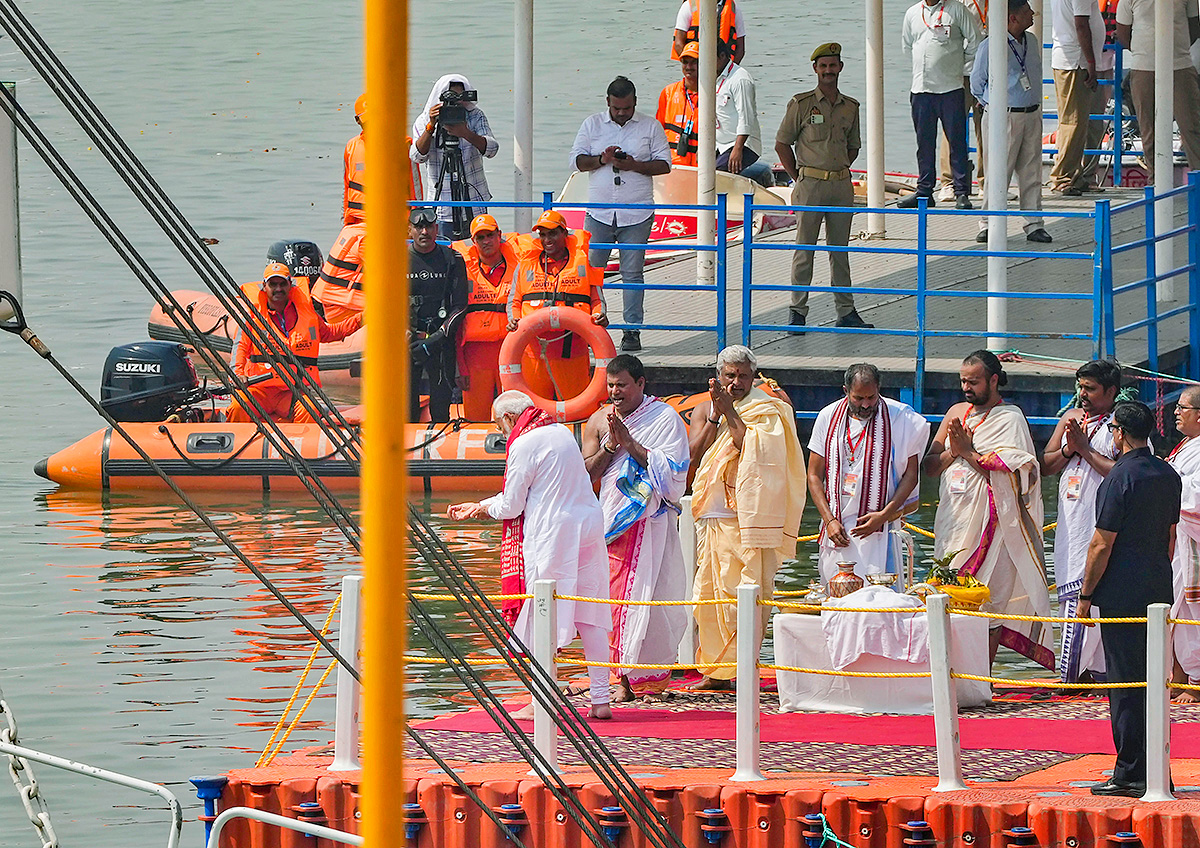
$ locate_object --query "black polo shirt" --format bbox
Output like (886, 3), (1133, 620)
(1092, 446), (1181, 614)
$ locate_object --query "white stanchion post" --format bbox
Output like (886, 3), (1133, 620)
(329, 576), (364, 772)
(1153, 0), (1174, 301)
(678, 495), (697, 666)
(927, 593), (966, 791)
(1144, 602), (1174, 801)
(532, 579), (559, 775)
(864, 0), (886, 236)
(731, 583), (764, 782)
(512, 0), (534, 233)
(0, 81), (21, 321)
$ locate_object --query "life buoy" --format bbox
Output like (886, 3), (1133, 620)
(498, 307), (616, 422)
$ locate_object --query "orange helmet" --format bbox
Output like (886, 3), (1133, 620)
(354, 93), (367, 118)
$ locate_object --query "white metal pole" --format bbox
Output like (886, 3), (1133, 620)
(0, 81), (21, 321)
(865, 0), (887, 236)
(209, 807), (364, 847)
(1144, 602), (1174, 801)
(730, 582), (764, 781)
(985, 0), (1010, 349)
(927, 593), (967, 791)
(1154, 0), (1175, 301)
(532, 578), (559, 774)
(678, 495), (698, 666)
(513, 0), (534, 233)
(697, 1), (717, 290)
(329, 575), (364, 772)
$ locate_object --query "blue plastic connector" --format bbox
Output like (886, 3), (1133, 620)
(189, 775), (228, 847)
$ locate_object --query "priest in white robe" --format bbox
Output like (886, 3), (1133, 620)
(807, 363), (930, 584)
(924, 351), (1054, 671)
(582, 355), (690, 702)
(449, 390), (613, 718)
(1169, 386), (1200, 701)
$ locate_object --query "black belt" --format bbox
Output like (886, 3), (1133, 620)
(466, 303), (506, 313)
(1001, 104), (1039, 113)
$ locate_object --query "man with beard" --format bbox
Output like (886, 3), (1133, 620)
(807, 363), (930, 583)
(581, 354), (690, 702)
(688, 345), (806, 690)
(1042, 359), (1122, 683)
(924, 350), (1053, 672)
(1168, 386), (1200, 702)
(408, 207), (468, 423)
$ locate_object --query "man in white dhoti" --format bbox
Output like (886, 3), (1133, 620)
(581, 355), (690, 702)
(1169, 386), (1200, 702)
(688, 345), (807, 690)
(924, 350), (1054, 671)
(449, 390), (613, 719)
(1042, 359), (1122, 683)
(807, 363), (930, 584)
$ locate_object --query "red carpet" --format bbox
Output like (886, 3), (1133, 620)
(415, 707), (1200, 758)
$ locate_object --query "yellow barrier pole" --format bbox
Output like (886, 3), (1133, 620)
(362, 0), (408, 842)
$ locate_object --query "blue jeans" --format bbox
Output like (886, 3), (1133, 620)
(911, 89), (969, 196)
(584, 213), (654, 327)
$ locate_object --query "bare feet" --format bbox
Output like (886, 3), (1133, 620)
(692, 675), (735, 692)
(510, 702), (536, 720)
(588, 703), (613, 720)
(611, 682), (636, 703)
(1173, 688), (1200, 705)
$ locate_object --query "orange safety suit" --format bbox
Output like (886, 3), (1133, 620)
(311, 222), (365, 322)
(452, 234), (521, 421)
(342, 134), (422, 225)
(656, 80), (699, 167)
(509, 231), (605, 403)
(671, 0), (738, 59)
(227, 282), (363, 423)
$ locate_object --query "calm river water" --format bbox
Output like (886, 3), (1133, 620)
(0, 2), (1048, 845)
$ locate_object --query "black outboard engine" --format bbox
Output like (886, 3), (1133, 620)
(267, 239), (324, 282)
(100, 341), (200, 422)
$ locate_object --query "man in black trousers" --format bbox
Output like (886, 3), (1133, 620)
(1078, 401), (1181, 797)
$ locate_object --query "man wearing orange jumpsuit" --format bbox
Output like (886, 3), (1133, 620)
(452, 214), (520, 421)
(507, 210), (608, 402)
(227, 262), (363, 423)
(311, 221), (365, 323)
(342, 93), (420, 225)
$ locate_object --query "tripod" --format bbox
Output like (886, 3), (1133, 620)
(433, 125), (473, 240)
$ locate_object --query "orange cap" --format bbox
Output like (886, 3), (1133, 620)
(263, 261), (292, 282)
(534, 210), (567, 232)
(680, 41), (700, 60)
(470, 214), (500, 237)
(354, 94), (367, 118)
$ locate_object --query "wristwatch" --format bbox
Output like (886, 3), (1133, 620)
(1079, 592), (1093, 601)
(603, 442), (617, 454)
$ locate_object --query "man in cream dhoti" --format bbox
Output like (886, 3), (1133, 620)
(807, 363), (930, 583)
(582, 354), (690, 702)
(1169, 386), (1200, 702)
(688, 345), (806, 690)
(1042, 359), (1122, 683)
(449, 390), (613, 719)
(924, 350), (1054, 671)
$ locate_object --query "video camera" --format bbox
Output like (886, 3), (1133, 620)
(437, 88), (477, 127)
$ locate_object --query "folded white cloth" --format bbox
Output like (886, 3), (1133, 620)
(820, 586), (928, 670)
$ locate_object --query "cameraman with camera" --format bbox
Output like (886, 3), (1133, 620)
(412, 74), (498, 240)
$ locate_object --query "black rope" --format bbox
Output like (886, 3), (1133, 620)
(157, 425), (261, 471)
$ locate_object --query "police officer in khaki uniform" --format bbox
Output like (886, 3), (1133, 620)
(775, 42), (872, 334)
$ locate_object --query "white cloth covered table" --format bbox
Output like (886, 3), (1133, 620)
(776, 606), (991, 715)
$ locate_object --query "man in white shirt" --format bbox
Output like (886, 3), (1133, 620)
(1050, 0), (1115, 194)
(569, 77), (672, 354)
(1116, 0), (1200, 178)
(900, 0), (983, 209)
(714, 39), (763, 179)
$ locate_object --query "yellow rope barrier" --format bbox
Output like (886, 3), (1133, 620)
(1171, 617), (1200, 626)
(558, 660), (735, 670)
(797, 533), (820, 543)
(409, 592), (532, 601)
(902, 521), (935, 539)
(948, 608), (1147, 624)
(1172, 682), (1200, 691)
(404, 655), (510, 666)
(556, 594), (733, 606)
(261, 659), (339, 764)
(770, 600), (923, 613)
(951, 672), (1147, 689)
(762, 663), (930, 679)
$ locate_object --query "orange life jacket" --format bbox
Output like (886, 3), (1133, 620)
(235, 281), (322, 390)
(671, 0), (738, 60)
(312, 222), (366, 316)
(510, 231), (602, 322)
(341, 133), (422, 225)
(656, 80), (699, 166)
(452, 235), (521, 343)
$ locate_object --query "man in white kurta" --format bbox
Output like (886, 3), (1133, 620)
(449, 391), (613, 718)
(807, 363), (930, 584)
(583, 355), (690, 701)
(1042, 360), (1122, 683)
(925, 351), (1054, 671)
(1169, 386), (1200, 700)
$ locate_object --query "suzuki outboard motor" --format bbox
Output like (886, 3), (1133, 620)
(100, 341), (199, 422)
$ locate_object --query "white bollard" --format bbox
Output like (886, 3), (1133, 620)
(1144, 602), (1174, 801)
(0, 81), (21, 320)
(730, 583), (764, 782)
(678, 495), (698, 666)
(927, 593), (967, 791)
(329, 575), (363, 772)
(532, 579), (559, 775)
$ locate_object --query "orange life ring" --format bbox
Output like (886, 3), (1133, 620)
(498, 307), (617, 421)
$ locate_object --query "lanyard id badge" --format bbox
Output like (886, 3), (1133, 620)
(932, 24), (951, 43)
(1018, 72), (1032, 91)
(949, 466), (969, 495)
(1065, 472), (1083, 500)
(842, 472), (859, 499)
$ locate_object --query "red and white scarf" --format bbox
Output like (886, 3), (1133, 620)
(498, 406), (556, 625)
(821, 398), (892, 537)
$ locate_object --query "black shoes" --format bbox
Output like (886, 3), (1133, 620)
(1051, 185), (1083, 197)
(976, 229), (988, 243)
(1026, 228), (1053, 243)
(836, 310), (874, 329)
(955, 196), (974, 210)
(788, 312), (806, 336)
(1089, 779), (1146, 798)
(620, 331), (641, 352)
(897, 193), (935, 209)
